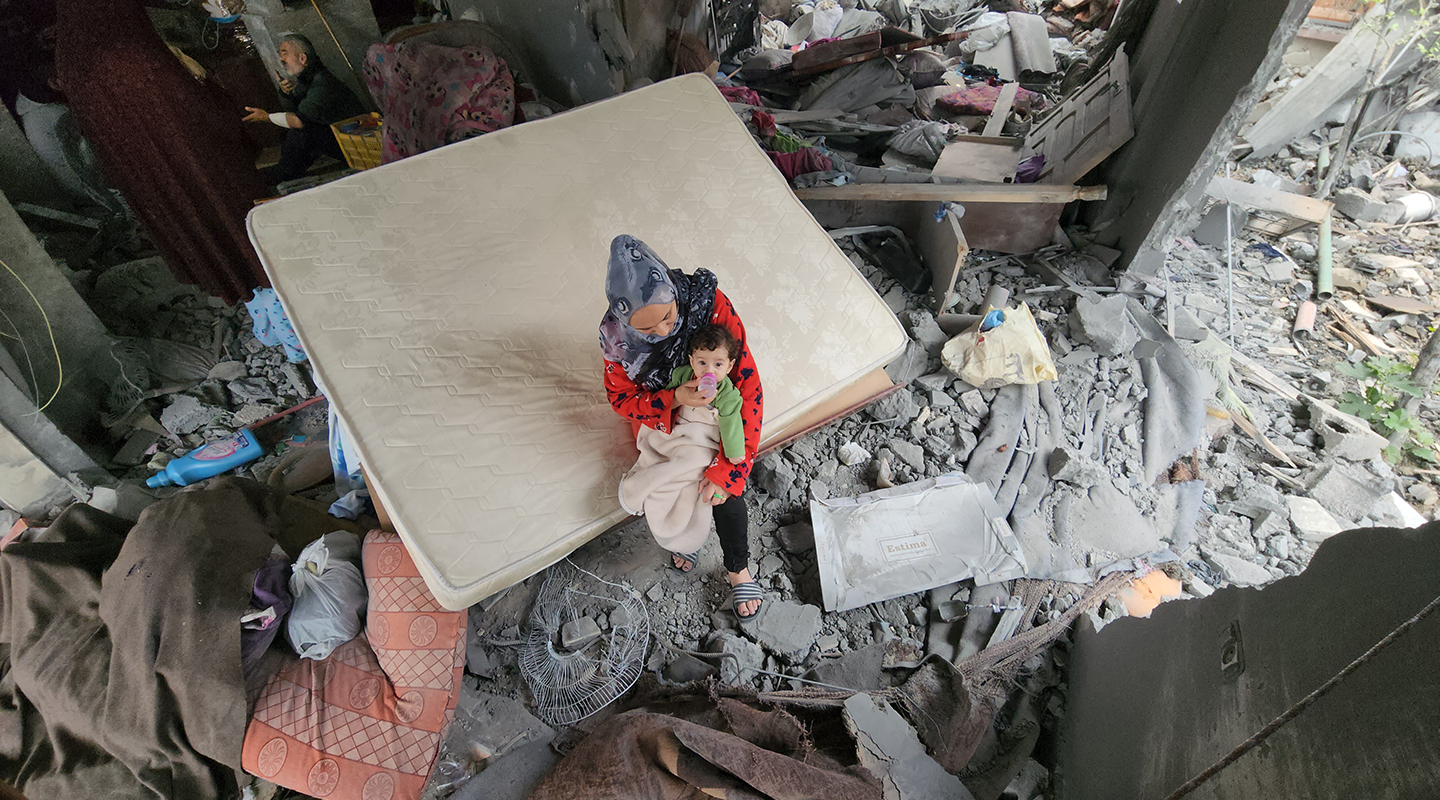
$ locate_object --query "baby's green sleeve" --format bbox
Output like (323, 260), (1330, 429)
(666, 365), (695, 390)
(712, 378), (746, 461)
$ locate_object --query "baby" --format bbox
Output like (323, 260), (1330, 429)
(619, 324), (745, 556)
(666, 324), (745, 462)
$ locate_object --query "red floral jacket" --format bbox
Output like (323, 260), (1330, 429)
(603, 289), (764, 496)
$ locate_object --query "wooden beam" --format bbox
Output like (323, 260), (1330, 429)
(1204, 175), (1333, 224)
(794, 183), (1107, 203)
(982, 83), (1019, 137)
(791, 30), (968, 77)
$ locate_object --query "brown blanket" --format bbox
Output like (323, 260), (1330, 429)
(0, 478), (341, 800)
(531, 698), (881, 800)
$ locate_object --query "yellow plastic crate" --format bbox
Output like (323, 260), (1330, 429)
(330, 112), (383, 170)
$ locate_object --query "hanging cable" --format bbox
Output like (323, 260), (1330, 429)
(0, 258), (63, 412)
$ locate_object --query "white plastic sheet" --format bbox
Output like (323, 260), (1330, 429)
(811, 473), (1028, 612)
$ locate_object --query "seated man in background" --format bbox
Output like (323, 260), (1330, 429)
(243, 33), (366, 186)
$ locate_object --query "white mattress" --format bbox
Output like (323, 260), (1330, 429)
(247, 75), (907, 610)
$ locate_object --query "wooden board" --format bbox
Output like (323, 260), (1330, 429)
(1204, 176), (1332, 224)
(958, 202), (1064, 254)
(794, 183), (1106, 203)
(982, 82), (1020, 137)
(1025, 50), (1133, 185)
(791, 31), (881, 73)
(931, 140), (1023, 184)
(801, 199), (970, 312)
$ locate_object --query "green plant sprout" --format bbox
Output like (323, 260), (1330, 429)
(1336, 356), (1438, 463)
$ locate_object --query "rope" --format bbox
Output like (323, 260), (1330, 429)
(1161, 593), (1440, 800)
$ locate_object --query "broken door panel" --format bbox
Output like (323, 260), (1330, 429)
(1025, 51), (1133, 185)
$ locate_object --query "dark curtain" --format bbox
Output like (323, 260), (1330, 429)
(55, 0), (271, 305)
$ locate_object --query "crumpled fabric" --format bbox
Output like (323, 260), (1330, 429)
(245, 288), (306, 363)
(887, 120), (951, 164)
(751, 108), (777, 138)
(719, 86), (762, 106)
(363, 40), (515, 164)
(768, 148), (834, 181)
(937, 83), (1042, 116)
(240, 552), (293, 683)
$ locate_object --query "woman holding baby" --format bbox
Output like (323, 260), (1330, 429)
(599, 235), (766, 623)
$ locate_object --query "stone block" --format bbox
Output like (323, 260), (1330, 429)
(1286, 495), (1344, 543)
(1309, 399), (1388, 461)
(1069, 294), (1140, 357)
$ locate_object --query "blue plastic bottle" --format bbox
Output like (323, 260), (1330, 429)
(146, 429), (264, 488)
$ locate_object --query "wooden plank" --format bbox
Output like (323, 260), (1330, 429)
(1229, 350), (1302, 403)
(793, 183), (1106, 203)
(951, 133), (1024, 147)
(1204, 176), (1332, 224)
(931, 140), (1022, 184)
(1231, 412), (1299, 468)
(959, 202), (1063, 254)
(1024, 50), (1132, 185)
(982, 82), (1019, 137)
(791, 31), (882, 73)
(791, 30), (966, 77)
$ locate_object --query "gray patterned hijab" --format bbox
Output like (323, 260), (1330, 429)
(599, 235), (717, 390)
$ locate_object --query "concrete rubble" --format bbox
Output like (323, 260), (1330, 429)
(12, 6), (1440, 799)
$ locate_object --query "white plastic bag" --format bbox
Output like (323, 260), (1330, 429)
(287, 532), (367, 660)
(810, 0), (843, 40)
(959, 11), (1009, 54)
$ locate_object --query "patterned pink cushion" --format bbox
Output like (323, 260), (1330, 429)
(242, 531), (465, 799)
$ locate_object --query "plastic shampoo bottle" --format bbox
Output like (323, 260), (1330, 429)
(146, 428), (264, 488)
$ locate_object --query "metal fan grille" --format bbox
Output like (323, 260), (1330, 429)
(519, 561), (649, 726)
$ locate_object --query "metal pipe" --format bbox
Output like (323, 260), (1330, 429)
(1317, 211), (1334, 300)
(937, 313), (982, 337)
(1225, 162), (1235, 344)
(1292, 300), (1317, 340)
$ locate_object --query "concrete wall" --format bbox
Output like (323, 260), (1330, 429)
(0, 190), (116, 459)
(1083, 0), (1313, 269)
(1054, 523), (1440, 799)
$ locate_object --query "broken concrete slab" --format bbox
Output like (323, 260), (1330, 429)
(888, 438), (925, 471)
(747, 599), (823, 663)
(1333, 187), (1403, 224)
(885, 340), (930, 386)
(806, 643), (886, 691)
(707, 631), (764, 684)
(1047, 447), (1106, 488)
(1066, 482), (1161, 560)
(1069, 294), (1141, 357)
(914, 371), (951, 393)
(663, 652), (718, 683)
(844, 692), (974, 800)
(778, 522), (815, 554)
(1169, 306), (1210, 342)
(1308, 398), (1388, 462)
(1286, 495), (1344, 543)
(1371, 491), (1427, 528)
(902, 310), (950, 359)
(754, 454), (799, 498)
(160, 395), (224, 435)
(560, 616), (602, 651)
(1204, 552), (1273, 587)
(1306, 461), (1390, 524)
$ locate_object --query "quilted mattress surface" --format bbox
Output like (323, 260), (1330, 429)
(247, 75), (907, 610)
